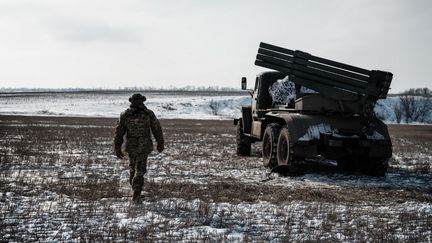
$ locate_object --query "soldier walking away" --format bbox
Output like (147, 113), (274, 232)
(114, 93), (164, 204)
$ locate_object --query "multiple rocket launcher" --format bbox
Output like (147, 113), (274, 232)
(254, 42), (393, 115)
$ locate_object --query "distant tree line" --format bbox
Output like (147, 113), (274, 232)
(398, 87), (431, 97)
(0, 86), (242, 93)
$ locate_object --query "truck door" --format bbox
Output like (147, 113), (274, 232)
(251, 76), (260, 119)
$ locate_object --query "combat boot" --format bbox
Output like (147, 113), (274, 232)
(132, 190), (142, 204)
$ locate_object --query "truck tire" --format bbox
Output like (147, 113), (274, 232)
(236, 118), (251, 156)
(360, 158), (389, 177)
(277, 126), (292, 166)
(262, 123), (281, 168)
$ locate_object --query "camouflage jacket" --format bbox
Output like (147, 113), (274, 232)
(114, 105), (164, 154)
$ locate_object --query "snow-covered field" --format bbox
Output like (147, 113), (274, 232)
(0, 91), (250, 120)
(0, 116), (431, 242)
(1, 91), (429, 123)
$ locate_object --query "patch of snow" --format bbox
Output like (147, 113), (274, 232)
(366, 131), (385, 140)
(298, 123), (334, 141)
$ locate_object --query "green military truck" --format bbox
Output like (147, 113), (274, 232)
(234, 43), (393, 176)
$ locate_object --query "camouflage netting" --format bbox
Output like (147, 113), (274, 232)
(269, 76), (318, 106)
(268, 76), (296, 106)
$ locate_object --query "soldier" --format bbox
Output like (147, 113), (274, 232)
(114, 93), (164, 204)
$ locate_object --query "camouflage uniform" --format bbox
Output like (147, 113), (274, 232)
(114, 93), (164, 203)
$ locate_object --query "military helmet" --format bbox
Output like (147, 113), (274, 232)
(129, 93), (147, 103)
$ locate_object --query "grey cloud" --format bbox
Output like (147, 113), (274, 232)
(49, 19), (142, 43)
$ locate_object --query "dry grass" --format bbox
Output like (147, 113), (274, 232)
(0, 115), (431, 242)
(388, 125), (432, 173)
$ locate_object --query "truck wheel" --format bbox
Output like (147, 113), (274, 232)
(236, 118), (251, 156)
(262, 123), (281, 168)
(277, 126), (292, 166)
(360, 158), (389, 177)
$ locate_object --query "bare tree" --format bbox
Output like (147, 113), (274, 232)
(417, 97), (432, 122)
(422, 87), (431, 97)
(209, 99), (220, 115)
(393, 102), (403, 124)
(399, 94), (432, 123)
(399, 94), (414, 123)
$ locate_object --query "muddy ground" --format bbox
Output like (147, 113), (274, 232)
(0, 115), (431, 242)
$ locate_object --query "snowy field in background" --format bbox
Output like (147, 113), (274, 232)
(0, 92), (430, 123)
(0, 92), (250, 120)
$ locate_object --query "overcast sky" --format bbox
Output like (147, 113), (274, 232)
(0, 0), (431, 92)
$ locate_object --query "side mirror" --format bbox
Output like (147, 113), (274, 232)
(241, 77), (247, 90)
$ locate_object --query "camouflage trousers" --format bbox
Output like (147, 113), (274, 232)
(128, 153), (148, 192)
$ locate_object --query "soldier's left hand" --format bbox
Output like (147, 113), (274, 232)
(157, 144), (164, 153)
(114, 148), (124, 159)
